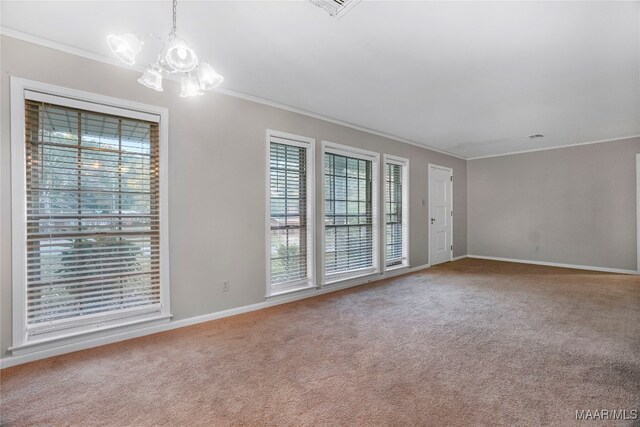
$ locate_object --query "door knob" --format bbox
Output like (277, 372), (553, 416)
(430, 218), (436, 224)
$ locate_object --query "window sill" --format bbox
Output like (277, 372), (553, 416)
(385, 264), (409, 272)
(9, 314), (172, 357)
(266, 283), (317, 299)
(324, 269), (380, 286)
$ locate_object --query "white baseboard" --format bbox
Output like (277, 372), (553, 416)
(0, 263), (431, 369)
(467, 255), (639, 275)
(452, 255), (468, 261)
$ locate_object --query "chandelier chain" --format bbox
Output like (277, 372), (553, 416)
(172, 0), (177, 34)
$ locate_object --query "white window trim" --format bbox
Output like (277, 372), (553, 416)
(321, 141), (380, 286)
(383, 154), (410, 271)
(265, 129), (316, 297)
(9, 77), (172, 354)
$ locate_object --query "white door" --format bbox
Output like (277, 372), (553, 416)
(429, 165), (453, 265)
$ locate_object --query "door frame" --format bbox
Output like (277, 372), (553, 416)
(428, 163), (453, 266)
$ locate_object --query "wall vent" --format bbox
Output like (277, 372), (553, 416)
(309, 0), (361, 18)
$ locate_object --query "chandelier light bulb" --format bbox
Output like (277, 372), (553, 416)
(106, 33), (143, 65)
(196, 62), (224, 91)
(180, 75), (203, 97)
(137, 64), (164, 92)
(166, 34), (198, 72)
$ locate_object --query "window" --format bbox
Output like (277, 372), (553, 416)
(323, 142), (379, 283)
(11, 79), (170, 351)
(267, 130), (315, 295)
(384, 155), (409, 269)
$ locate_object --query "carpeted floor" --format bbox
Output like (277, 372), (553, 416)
(1, 259), (639, 426)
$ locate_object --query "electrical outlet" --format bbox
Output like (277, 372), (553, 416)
(223, 280), (230, 292)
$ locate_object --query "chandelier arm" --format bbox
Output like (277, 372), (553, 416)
(140, 33), (168, 70)
(146, 33), (165, 54)
(146, 33), (163, 42)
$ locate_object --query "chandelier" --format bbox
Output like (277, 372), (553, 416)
(106, 0), (223, 97)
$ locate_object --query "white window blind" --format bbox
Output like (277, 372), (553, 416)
(384, 157), (409, 269)
(324, 146), (378, 282)
(268, 133), (314, 294)
(23, 99), (162, 336)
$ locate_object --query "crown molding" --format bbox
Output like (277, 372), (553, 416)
(1, 26), (152, 74)
(0, 26), (467, 160)
(4, 26), (635, 162)
(466, 134), (640, 161)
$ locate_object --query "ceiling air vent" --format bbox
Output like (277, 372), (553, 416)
(309, 0), (361, 18)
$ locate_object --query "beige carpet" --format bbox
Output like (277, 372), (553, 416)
(1, 259), (639, 426)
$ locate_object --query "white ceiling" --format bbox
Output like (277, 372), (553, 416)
(2, 1), (639, 158)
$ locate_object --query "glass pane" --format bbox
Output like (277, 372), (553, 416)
(385, 163), (405, 266)
(324, 152), (374, 276)
(269, 142), (308, 285)
(25, 101), (160, 327)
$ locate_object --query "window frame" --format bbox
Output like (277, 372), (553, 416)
(10, 77), (171, 354)
(265, 129), (316, 297)
(383, 154), (410, 271)
(321, 141), (380, 285)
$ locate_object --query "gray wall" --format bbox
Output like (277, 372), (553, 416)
(0, 36), (467, 358)
(468, 137), (640, 271)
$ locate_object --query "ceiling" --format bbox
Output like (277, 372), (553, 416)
(2, 1), (639, 158)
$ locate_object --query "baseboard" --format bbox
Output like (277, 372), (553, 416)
(452, 255), (468, 261)
(467, 255), (639, 275)
(0, 263), (431, 369)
